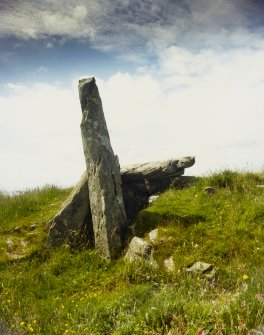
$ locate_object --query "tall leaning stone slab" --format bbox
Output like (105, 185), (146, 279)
(79, 77), (128, 259)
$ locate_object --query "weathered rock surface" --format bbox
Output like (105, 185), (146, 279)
(124, 236), (157, 267)
(121, 157), (195, 194)
(47, 157), (195, 248)
(6, 253), (25, 261)
(148, 195), (159, 204)
(149, 228), (159, 242)
(0, 322), (13, 335)
(186, 261), (213, 274)
(79, 77), (128, 259)
(164, 256), (175, 272)
(47, 172), (93, 247)
(5, 238), (14, 251)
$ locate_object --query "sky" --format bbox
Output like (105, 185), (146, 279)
(0, 0), (264, 192)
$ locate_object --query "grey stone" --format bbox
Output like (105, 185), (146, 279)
(124, 236), (157, 267)
(79, 77), (128, 259)
(13, 226), (21, 233)
(149, 228), (159, 241)
(164, 256), (175, 272)
(149, 195), (159, 204)
(47, 171), (93, 247)
(248, 330), (264, 335)
(256, 294), (264, 304)
(28, 224), (37, 231)
(5, 238), (14, 250)
(6, 253), (25, 260)
(20, 240), (27, 248)
(204, 186), (217, 195)
(0, 322), (13, 335)
(121, 157), (195, 195)
(186, 261), (213, 274)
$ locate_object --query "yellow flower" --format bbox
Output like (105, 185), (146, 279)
(20, 322), (25, 326)
(242, 274), (249, 280)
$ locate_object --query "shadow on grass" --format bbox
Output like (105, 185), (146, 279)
(133, 210), (206, 236)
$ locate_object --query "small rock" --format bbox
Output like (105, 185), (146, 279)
(125, 237), (152, 262)
(0, 322), (12, 335)
(6, 238), (14, 250)
(205, 269), (216, 280)
(256, 294), (264, 304)
(149, 229), (158, 241)
(186, 261), (213, 274)
(6, 253), (24, 260)
(204, 187), (217, 195)
(164, 256), (175, 272)
(28, 224), (37, 231)
(20, 240), (28, 248)
(248, 330), (263, 335)
(124, 236), (157, 267)
(149, 195), (159, 204)
(13, 225), (22, 233)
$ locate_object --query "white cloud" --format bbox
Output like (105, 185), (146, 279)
(99, 47), (264, 174)
(1, 45), (264, 192)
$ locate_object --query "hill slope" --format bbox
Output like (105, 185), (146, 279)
(0, 171), (264, 334)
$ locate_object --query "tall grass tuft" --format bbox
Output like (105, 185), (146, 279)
(0, 185), (71, 233)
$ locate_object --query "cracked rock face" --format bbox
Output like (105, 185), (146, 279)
(79, 77), (128, 259)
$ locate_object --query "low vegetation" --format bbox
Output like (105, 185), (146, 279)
(0, 170), (264, 334)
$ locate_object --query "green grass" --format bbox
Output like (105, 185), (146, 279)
(0, 186), (71, 262)
(0, 171), (264, 334)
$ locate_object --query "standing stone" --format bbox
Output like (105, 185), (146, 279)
(79, 77), (128, 259)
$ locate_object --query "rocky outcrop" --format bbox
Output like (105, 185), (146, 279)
(79, 77), (128, 259)
(46, 76), (195, 254)
(47, 157), (195, 248)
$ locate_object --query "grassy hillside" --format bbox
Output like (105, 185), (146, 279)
(0, 171), (264, 334)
